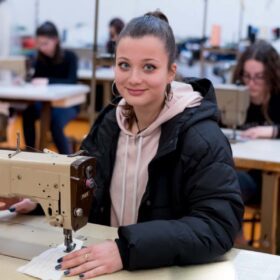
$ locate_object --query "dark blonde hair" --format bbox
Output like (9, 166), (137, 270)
(232, 40), (280, 123)
(114, 11), (176, 128)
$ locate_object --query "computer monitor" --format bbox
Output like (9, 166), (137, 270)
(214, 84), (250, 141)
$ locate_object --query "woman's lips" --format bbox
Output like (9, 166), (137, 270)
(127, 88), (146, 96)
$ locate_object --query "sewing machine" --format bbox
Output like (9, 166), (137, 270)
(0, 147), (96, 254)
(214, 84), (250, 142)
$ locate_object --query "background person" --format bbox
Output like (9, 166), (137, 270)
(22, 21), (79, 154)
(232, 39), (280, 203)
(106, 17), (125, 54)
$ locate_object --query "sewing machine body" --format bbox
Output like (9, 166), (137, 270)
(214, 84), (250, 128)
(0, 149), (96, 242)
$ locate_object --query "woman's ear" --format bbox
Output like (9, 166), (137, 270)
(168, 63), (177, 83)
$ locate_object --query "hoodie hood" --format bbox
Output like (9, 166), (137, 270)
(116, 80), (203, 137)
(180, 77), (220, 129)
(81, 78), (219, 157)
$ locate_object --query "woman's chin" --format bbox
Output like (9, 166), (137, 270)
(124, 96), (146, 107)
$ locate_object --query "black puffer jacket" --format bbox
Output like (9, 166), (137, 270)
(81, 78), (244, 270)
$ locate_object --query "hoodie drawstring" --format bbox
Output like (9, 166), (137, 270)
(119, 134), (129, 225)
(132, 136), (143, 223)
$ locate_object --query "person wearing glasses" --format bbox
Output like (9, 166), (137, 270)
(232, 40), (280, 141)
(232, 40), (280, 205)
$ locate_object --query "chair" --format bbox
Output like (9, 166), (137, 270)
(0, 56), (27, 143)
(243, 204), (261, 246)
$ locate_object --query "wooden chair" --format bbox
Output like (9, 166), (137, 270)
(243, 204), (261, 246)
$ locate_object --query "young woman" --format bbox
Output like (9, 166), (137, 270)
(233, 40), (280, 140)
(22, 21), (79, 154)
(232, 40), (280, 203)
(0, 12), (243, 279)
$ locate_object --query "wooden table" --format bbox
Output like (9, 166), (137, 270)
(0, 83), (90, 150)
(230, 138), (280, 254)
(2, 211), (280, 280)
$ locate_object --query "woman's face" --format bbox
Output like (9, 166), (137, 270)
(109, 26), (118, 41)
(243, 59), (268, 101)
(36, 36), (58, 57)
(115, 35), (176, 110)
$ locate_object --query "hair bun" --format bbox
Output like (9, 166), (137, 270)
(145, 10), (169, 24)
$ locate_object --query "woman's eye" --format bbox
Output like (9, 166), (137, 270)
(144, 64), (156, 71)
(118, 62), (129, 70)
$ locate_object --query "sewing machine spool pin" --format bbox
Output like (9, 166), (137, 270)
(8, 132), (21, 158)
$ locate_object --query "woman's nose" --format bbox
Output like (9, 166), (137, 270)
(128, 69), (142, 84)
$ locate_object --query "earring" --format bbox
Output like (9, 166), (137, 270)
(164, 83), (173, 101)
(111, 81), (120, 97)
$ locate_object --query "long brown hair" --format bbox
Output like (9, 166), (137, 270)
(232, 39), (280, 123)
(114, 11), (176, 129)
(35, 21), (63, 64)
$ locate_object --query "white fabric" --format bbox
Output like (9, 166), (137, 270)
(17, 239), (83, 280)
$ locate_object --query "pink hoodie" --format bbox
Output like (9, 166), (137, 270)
(110, 81), (203, 226)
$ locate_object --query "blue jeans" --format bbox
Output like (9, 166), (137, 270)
(236, 170), (262, 204)
(22, 102), (80, 154)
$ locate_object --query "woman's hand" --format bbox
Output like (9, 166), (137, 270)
(0, 198), (37, 214)
(57, 240), (123, 279)
(240, 126), (274, 139)
(31, 78), (49, 86)
(0, 197), (21, 210)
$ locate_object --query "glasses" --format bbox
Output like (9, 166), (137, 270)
(242, 73), (265, 85)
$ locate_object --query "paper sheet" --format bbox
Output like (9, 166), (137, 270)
(17, 239), (83, 280)
(233, 250), (280, 280)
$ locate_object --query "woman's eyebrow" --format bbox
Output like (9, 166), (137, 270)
(116, 57), (160, 63)
(243, 71), (264, 75)
(116, 57), (129, 60)
(142, 58), (159, 62)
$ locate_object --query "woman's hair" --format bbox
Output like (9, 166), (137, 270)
(117, 10), (176, 68)
(109, 18), (125, 35)
(232, 39), (280, 123)
(232, 40), (280, 91)
(114, 11), (176, 128)
(35, 21), (63, 63)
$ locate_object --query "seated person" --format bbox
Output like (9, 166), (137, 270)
(232, 39), (280, 203)
(1, 11), (243, 278)
(106, 17), (125, 54)
(22, 21), (79, 154)
(95, 18), (125, 111)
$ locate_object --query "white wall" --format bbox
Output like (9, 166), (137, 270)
(8, 0), (280, 47)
